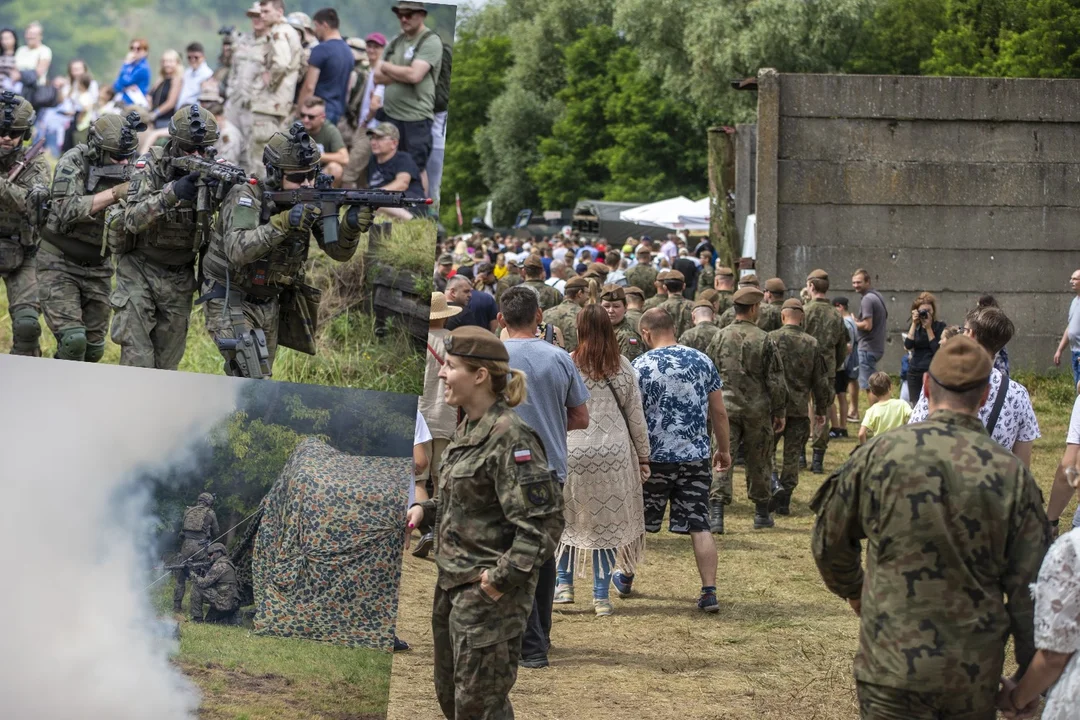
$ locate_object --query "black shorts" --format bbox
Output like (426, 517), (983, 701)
(376, 110), (434, 172)
(642, 458), (711, 534)
(835, 371), (850, 395)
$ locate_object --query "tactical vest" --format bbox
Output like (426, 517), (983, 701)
(130, 147), (201, 263)
(41, 147), (126, 265)
(182, 505), (211, 536)
(201, 209), (309, 300)
(0, 150), (34, 252)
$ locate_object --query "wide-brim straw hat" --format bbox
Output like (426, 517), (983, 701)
(429, 292), (462, 320)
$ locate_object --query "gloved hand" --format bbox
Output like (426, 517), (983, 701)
(270, 202), (321, 234)
(171, 171), (200, 202)
(344, 204), (374, 233)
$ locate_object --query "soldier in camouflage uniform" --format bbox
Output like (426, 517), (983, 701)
(657, 269), (694, 338)
(623, 286), (644, 331)
(113, 104), (221, 370)
(521, 254), (562, 311)
(225, 5), (268, 175)
(174, 491), (220, 613)
(764, 277), (786, 307)
(642, 269), (669, 311)
(803, 269), (849, 473)
(495, 259), (524, 304)
(600, 284), (643, 361)
(718, 275), (781, 332)
(625, 247), (657, 299)
(767, 298), (829, 516)
(190, 542), (242, 624)
(406, 326), (564, 720)
(247, 0), (302, 181)
(810, 336), (1050, 720)
(705, 287), (787, 531)
(198, 122), (374, 378)
(542, 276), (590, 353)
(694, 249), (714, 300)
(583, 261), (609, 285)
(679, 300), (720, 353)
(38, 112), (143, 362)
(0, 92), (50, 356)
(714, 266), (735, 316)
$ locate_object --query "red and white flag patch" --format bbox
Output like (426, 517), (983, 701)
(513, 449), (532, 463)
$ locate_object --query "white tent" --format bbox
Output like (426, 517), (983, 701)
(676, 197), (710, 230)
(618, 196), (705, 230)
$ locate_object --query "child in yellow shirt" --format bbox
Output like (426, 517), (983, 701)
(858, 372), (912, 445)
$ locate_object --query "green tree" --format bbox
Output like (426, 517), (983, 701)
(844, 0), (949, 74)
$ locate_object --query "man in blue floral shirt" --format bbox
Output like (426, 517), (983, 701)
(620, 308), (732, 612)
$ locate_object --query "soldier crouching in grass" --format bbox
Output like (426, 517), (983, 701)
(811, 335), (1051, 720)
(405, 326), (564, 720)
(190, 542), (241, 625)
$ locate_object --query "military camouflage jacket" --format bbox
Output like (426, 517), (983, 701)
(0, 144), (50, 247)
(705, 319), (786, 420)
(679, 321), (720, 356)
(44, 145), (129, 263)
(543, 299), (581, 352)
(624, 308), (643, 334)
(123, 147), (205, 266)
(626, 264), (657, 298)
(810, 411), (1050, 697)
(714, 290), (733, 316)
(768, 324), (830, 417)
(252, 21), (302, 117)
(612, 317), (644, 361)
(226, 31), (267, 110)
(180, 505), (220, 544)
(718, 302), (781, 332)
(695, 266), (715, 299)
(419, 400), (565, 594)
(522, 278), (563, 311)
(642, 292), (667, 311)
(194, 556), (240, 605)
(803, 298), (848, 378)
(495, 273), (524, 304)
(658, 295), (695, 339)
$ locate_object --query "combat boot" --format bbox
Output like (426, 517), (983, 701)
(811, 449), (825, 474)
(753, 502), (774, 529)
(773, 489), (791, 516)
(799, 450), (807, 469)
(709, 501), (725, 534)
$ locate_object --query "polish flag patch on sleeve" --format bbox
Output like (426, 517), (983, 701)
(513, 449), (532, 464)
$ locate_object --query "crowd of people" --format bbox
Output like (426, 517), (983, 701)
(411, 227), (1080, 719)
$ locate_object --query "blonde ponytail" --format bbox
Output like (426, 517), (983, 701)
(505, 369), (528, 407)
(586, 278), (600, 306)
(463, 358), (529, 408)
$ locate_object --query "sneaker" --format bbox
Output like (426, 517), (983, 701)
(612, 571), (634, 598)
(520, 655), (549, 669)
(411, 532), (434, 558)
(553, 584), (574, 604)
(697, 590), (719, 613)
(594, 599), (614, 616)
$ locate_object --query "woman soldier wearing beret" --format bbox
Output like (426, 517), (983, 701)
(405, 326), (565, 720)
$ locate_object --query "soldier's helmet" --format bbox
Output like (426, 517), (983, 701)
(207, 542), (227, 556)
(88, 111), (146, 163)
(167, 104), (219, 151)
(0, 91), (35, 155)
(262, 121), (321, 186)
(198, 492), (215, 505)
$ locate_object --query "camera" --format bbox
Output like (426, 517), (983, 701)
(918, 309), (930, 320)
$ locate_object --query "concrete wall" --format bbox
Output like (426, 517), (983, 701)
(734, 124), (756, 242)
(753, 70), (1080, 372)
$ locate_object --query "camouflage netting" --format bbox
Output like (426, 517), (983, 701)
(243, 437), (409, 651)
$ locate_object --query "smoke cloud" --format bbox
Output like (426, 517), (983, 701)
(0, 356), (242, 719)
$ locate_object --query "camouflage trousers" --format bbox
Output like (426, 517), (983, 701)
(226, 104), (255, 173)
(856, 681), (996, 720)
(432, 579), (533, 720)
(36, 247), (112, 354)
(247, 113), (286, 182)
(109, 252), (196, 370)
(773, 416), (811, 493)
(715, 416), (773, 505)
(644, 459), (712, 533)
(172, 539), (208, 611)
(200, 284), (281, 377)
(1, 241), (40, 355)
(191, 582), (240, 618)
(342, 130), (372, 189)
(811, 384), (837, 452)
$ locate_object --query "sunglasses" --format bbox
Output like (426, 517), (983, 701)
(396, 10), (416, 19)
(299, 112), (323, 121)
(284, 169), (318, 183)
(0, 127), (23, 139)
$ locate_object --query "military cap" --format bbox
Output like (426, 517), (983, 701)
(587, 262), (609, 276)
(444, 326), (509, 362)
(733, 287), (764, 305)
(392, 0), (428, 14)
(438, 253), (453, 266)
(739, 273), (760, 287)
(566, 276), (590, 290)
(693, 299), (714, 310)
(524, 255), (544, 270)
(625, 286), (645, 299)
(665, 269), (685, 282)
(699, 288), (719, 303)
(367, 122), (400, 142)
(808, 268), (829, 280)
(458, 255), (474, 266)
(765, 278), (787, 293)
(781, 298), (804, 311)
(928, 335), (992, 392)
(656, 269), (671, 281)
(476, 261), (494, 275)
(716, 266), (735, 277)
(600, 284), (626, 303)
(245, 2), (261, 16)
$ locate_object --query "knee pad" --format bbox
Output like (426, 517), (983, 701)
(11, 307), (41, 352)
(85, 341), (105, 363)
(54, 327), (88, 361)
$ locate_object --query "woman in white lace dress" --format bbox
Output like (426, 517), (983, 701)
(553, 304), (650, 616)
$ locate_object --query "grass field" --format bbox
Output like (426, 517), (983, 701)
(0, 218), (434, 395)
(387, 372), (1078, 720)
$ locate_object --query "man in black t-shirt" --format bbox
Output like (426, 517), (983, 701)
(366, 121), (426, 219)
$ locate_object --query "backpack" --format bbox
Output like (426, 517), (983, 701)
(183, 505), (210, 533)
(385, 30), (452, 114)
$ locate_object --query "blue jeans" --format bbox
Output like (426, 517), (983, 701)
(556, 548), (615, 601)
(858, 349), (882, 390)
(1072, 351), (1080, 387)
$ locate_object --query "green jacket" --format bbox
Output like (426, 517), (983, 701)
(768, 324), (830, 417)
(705, 319), (786, 420)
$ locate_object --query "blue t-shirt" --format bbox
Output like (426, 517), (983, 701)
(504, 338), (591, 482)
(633, 345), (722, 463)
(445, 290), (497, 332)
(308, 39), (355, 124)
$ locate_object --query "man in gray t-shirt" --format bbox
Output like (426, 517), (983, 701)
(1053, 268), (1080, 386)
(852, 269), (888, 392)
(500, 285), (590, 669)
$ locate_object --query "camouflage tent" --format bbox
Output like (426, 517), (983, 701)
(237, 437), (409, 651)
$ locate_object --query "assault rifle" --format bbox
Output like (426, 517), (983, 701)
(163, 558), (213, 575)
(86, 162), (133, 193)
(8, 137), (45, 181)
(260, 173), (432, 245)
(168, 147), (257, 251)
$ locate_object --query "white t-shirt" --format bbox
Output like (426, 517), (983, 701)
(360, 69), (385, 130)
(1067, 395), (1080, 445)
(546, 276), (566, 293)
(431, 110), (447, 150)
(1068, 296), (1080, 353)
(14, 44), (51, 76)
(177, 62), (214, 109)
(411, 410), (432, 507)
